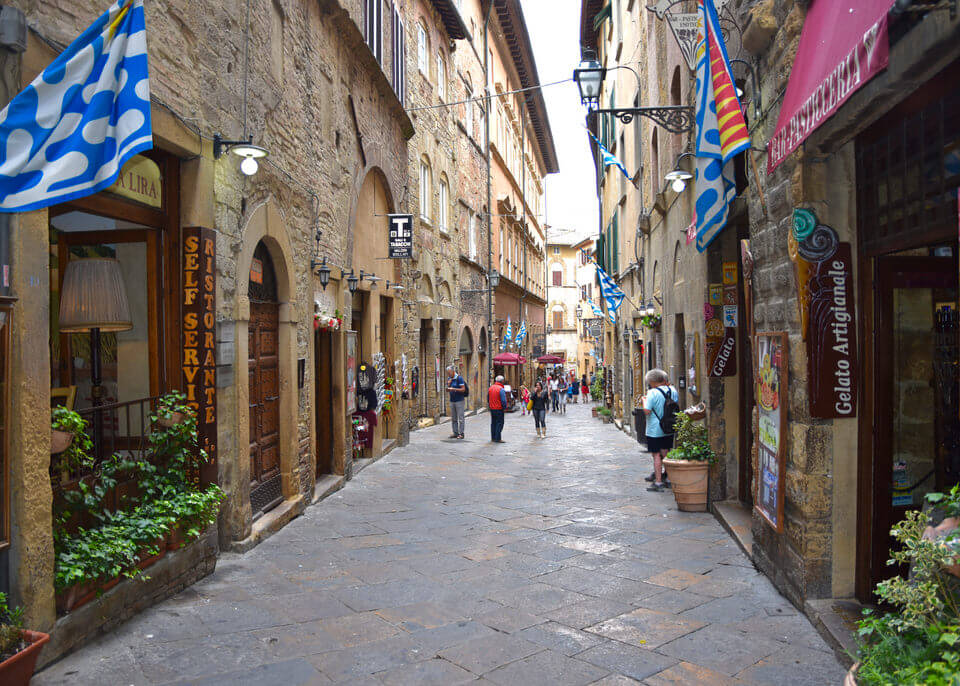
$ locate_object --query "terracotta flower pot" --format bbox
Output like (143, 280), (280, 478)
(662, 458), (709, 512)
(157, 411), (185, 428)
(0, 630), (50, 686)
(592, 408), (598, 417)
(50, 429), (74, 455)
(56, 580), (98, 614)
(166, 526), (186, 551)
(844, 662), (859, 686)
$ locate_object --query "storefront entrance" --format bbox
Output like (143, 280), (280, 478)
(315, 329), (334, 478)
(855, 59), (960, 599)
(248, 242), (282, 518)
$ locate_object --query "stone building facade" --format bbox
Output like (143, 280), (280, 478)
(0, 0), (413, 652)
(586, 0), (960, 629)
(546, 229), (588, 369)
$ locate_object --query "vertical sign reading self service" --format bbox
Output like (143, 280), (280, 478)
(183, 227), (217, 483)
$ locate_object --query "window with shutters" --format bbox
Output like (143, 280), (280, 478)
(438, 176), (448, 233)
(419, 159), (431, 222)
(552, 268), (562, 287)
(468, 211), (477, 260)
(417, 23), (428, 76)
(436, 53), (446, 100)
(552, 310), (564, 330)
(391, 6), (406, 105)
(364, 0), (382, 64)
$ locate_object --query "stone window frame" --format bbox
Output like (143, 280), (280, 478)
(437, 173), (449, 235)
(419, 156), (432, 224)
(417, 21), (430, 78)
(436, 52), (447, 102)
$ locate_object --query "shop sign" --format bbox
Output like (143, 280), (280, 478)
(722, 261), (738, 285)
(755, 332), (787, 532)
(705, 325), (736, 377)
(106, 154), (162, 208)
(708, 283), (723, 306)
(722, 305), (738, 328)
(182, 227), (217, 480)
(807, 242), (858, 418)
(388, 214), (413, 258)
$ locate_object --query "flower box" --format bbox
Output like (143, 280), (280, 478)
(55, 580), (99, 614)
(662, 458), (709, 512)
(135, 537), (167, 570)
(0, 630), (50, 686)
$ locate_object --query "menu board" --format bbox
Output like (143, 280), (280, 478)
(755, 332), (787, 532)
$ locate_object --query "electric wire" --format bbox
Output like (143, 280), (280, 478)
(404, 77), (572, 113)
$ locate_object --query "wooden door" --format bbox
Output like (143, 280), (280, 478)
(249, 301), (281, 517)
(315, 330), (333, 477)
(866, 256), (958, 591)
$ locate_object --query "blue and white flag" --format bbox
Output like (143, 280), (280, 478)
(514, 320), (527, 346)
(590, 301), (605, 318)
(0, 0), (151, 212)
(596, 264), (625, 321)
(503, 316), (512, 350)
(587, 129), (631, 181)
(692, 0), (749, 251)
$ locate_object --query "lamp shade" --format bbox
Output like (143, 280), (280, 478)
(59, 258), (133, 333)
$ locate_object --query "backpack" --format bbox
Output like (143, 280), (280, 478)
(461, 377), (469, 398)
(654, 387), (680, 435)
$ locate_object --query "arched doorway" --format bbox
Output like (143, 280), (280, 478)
(459, 327), (474, 410)
(248, 240), (282, 517)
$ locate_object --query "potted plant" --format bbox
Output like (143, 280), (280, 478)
(598, 406), (613, 423)
(852, 486), (960, 684)
(0, 593), (49, 686)
(50, 407), (93, 466)
(154, 392), (190, 428)
(662, 413), (715, 512)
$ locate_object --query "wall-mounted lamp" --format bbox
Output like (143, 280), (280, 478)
(309, 230), (331, 290)
(346, 270), (359, 294)
(488, 268), (500, 289)
(385, 281), (404, 292)
(665, 152), (695, 193)
(729, 59), (762, 120)
(213, 134), (269, 176)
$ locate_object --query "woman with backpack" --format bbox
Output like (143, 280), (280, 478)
(641, 369), (679, 492)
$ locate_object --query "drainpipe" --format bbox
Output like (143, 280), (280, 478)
(483, 0), (494, 386)
(0, 7), (26, 298)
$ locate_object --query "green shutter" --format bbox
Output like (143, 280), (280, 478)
(612, 213), (619, 273)
(596, 233), (606, 273)
(592, 4), (611, 30)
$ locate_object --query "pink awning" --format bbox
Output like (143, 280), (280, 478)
(767, 0), (892, 173)
(493, 352), (526, 366)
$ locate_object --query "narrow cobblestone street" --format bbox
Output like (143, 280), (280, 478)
(36, 403), (846, 685)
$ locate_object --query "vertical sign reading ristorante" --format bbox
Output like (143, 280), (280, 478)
(183, 227), (217, 480)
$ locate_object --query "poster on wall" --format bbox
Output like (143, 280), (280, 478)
(346, 332), (357, 412)
(755, 332), (787, 532)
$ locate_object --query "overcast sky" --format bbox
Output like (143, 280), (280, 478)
(522, 0), (598, 241)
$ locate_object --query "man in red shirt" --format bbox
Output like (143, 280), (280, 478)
(487, 375), (508, 443)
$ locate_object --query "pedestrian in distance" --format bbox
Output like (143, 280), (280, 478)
(549, 374), (560, 412)
(519, 384), (530, 416)
(445, 365), (467, 439)
(642, 369), (679, 492)
(571, 372), (580, 403)
(487, 375), (508, 443)
(581, 373), (589, 400)
(558, 375), (568, 414)
(530, 381), (549, 438)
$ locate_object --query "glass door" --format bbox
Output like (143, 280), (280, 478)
(871, 255), (959, 589)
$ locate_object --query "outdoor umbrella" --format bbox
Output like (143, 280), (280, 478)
(493, 352), (526, 366)
(537, 354), (564, 364)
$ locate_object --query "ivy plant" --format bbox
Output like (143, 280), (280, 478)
(665, 413), (716, 464)
(50, 406), (94, 472)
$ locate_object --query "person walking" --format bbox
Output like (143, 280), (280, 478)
(642, 369), (679, 492)
(445, 365), (466, 439)
(549, 374), (560, 412)
(581, 374), (589, 401)
(487, 375), (508, 443)
(558, 375), (568, 414)
(571, 372), (580, 403)
(519, 384), (530, 416)
(530, 381), (549, 438)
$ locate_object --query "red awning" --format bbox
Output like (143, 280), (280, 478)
(767, 0), (892, 173)
(493, 352), (526, 366)
(537, 354), (565, 364)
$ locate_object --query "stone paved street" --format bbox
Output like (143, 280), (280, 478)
(36, 403), (846, 685)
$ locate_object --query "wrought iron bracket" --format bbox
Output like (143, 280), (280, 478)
(594, 106), (695, 134)
(894, 0), (956, 18)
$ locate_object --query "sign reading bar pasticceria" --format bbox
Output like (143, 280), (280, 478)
(807, 243), (857, 417)
(183, 227), (217, 482)
(388, 214), (413, 258)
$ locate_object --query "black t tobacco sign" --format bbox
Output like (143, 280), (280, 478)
(388, 214), (413, 258)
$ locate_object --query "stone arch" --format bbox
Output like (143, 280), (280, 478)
(420, 273), (435, 303)
(438, 280), (452, 306)
(351, 167), (396, 279)
(230, 198), (301, 541)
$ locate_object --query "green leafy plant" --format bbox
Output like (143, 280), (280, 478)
(51, 407), (94, 471)
(640, 313), (662, 329)
(665, 413), (716, 463)
(855, 489), (960, 685)
(590, 376), (603, 401)
(597, 406), (612, 417)
(0, 592), (24, 661)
